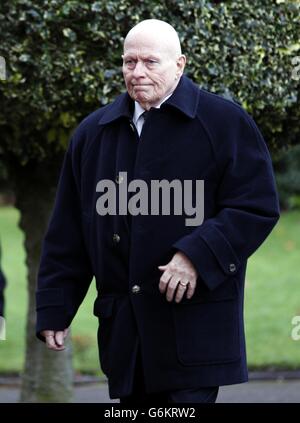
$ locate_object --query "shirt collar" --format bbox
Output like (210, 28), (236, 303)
(98, 74), (200, 126)
(133, 92), (173, 126)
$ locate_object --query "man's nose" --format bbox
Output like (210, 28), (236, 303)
(132, 61), (146, 78)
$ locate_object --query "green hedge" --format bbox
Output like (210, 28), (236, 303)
(0, 0), (299, 180)
(274, 144), (300, 210)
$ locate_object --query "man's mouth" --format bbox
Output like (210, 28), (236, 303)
(132, 84), (151, 88)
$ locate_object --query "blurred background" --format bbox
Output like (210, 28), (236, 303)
(0, 0), (299, 402)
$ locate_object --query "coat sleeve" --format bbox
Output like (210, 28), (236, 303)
(173, 110), (280, 291)
(36, 138), (93, 341)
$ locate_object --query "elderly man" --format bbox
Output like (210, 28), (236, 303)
(36, 19), (280, 403)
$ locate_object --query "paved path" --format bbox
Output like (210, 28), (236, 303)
(0, 379), (300, 403)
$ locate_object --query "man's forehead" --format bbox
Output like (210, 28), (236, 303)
(122, 47), (162, 58)
(124, 34), (163, 48)
(123, 37), (172, 58)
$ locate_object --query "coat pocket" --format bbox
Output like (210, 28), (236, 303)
(172, 282), (240, 365)
(93, 296), (115, 318)
(94, 296), (116, 375)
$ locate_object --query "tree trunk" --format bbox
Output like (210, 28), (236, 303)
(14, 159), (74, 403)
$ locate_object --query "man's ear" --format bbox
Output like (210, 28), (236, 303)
(176, 54), (186, 77)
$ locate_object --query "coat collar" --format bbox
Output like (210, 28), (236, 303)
(98, 74), (200, 125)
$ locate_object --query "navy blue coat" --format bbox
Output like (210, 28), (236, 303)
(36, 75), (280, 399)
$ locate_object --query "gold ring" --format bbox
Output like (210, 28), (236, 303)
(179, 281), (188, 288)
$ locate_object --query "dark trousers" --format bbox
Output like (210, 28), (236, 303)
(119, 346), (219, 404)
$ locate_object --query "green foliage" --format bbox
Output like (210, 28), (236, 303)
(0, 0), (299, 179)
(274, 144), (300, 210)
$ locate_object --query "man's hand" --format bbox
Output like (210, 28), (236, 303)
(41, 328), (69, 351)
(158, 251), (198, 303)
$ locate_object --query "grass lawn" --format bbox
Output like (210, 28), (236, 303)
(0, 205), (299, 374)
(0, 206), (99, 375)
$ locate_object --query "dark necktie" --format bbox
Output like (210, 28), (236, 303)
(142, 111), (148, 122)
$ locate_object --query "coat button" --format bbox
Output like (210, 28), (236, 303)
(132, 285), (141, 294)
(115, 174), (124, 184)
(229, 263), (236, 273)
(112, 233), (120, 244)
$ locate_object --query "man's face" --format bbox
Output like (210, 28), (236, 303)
(122, 34), (182, 109)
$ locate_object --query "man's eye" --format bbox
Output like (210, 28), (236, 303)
(147, 60), (157, 64)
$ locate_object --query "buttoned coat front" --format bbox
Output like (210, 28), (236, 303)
(36, 75), (280, 399)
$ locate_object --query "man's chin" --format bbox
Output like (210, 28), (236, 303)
(133, 93), (151, 104)
(128, 89), (158, 106)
